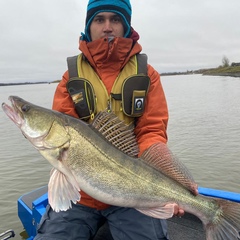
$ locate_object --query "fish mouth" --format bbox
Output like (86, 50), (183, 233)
(2, 96), (24, 127)
(2, 96), (51, 149)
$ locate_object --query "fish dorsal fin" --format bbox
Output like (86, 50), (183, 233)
(91, 111), (139, 157)
(141, 142), (198, 194)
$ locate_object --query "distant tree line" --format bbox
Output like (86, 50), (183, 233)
(221, 56), (240, 67)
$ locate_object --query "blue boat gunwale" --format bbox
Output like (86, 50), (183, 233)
(18, 186), (240, 240)
(199, 187), (240, 203)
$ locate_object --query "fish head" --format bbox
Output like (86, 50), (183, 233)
(2, 96), (81, 210)
(2, 96), (70, 150)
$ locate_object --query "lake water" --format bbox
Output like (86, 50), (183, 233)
(0, 75), (240, 238)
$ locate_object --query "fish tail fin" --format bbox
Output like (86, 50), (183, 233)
(205, 198), (240, 240)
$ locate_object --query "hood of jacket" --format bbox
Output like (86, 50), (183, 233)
(78, 29), (143, 94)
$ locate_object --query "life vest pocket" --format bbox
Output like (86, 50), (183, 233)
(67, 78), (97, 120)
(121, 75), (150, 117)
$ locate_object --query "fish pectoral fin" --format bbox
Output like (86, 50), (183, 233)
(135, 204), (175, 219)
(48, 168), (81, 212)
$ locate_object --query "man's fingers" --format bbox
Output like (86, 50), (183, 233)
(173, 204), (185, 217)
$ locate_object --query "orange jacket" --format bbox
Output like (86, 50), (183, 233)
(52, 35), (169, 210)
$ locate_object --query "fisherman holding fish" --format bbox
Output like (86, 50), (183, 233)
(3, 0), (240, 238)
(33, 1), (187, 239)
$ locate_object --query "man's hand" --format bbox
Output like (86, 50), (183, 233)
(164, 203), (185, 217)
(168, 186), (198, 217)
(172, 203), (185, 217)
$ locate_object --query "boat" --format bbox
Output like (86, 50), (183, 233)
(17, 186), (240, 240)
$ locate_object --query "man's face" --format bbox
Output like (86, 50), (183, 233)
(90, 12), (125, 41)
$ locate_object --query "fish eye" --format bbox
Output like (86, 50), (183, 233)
(21, 104), (30, 112)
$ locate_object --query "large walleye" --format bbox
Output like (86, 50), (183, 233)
(2, 96), (240, 240)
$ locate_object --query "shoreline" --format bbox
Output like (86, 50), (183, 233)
(161, 72), (240, 78)
(1, 69), (239, 87)
(161, 66), (240, 78)
(202, 72), (240, 78)
(0, 81), (55, 87)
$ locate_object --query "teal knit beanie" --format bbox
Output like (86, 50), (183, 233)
(83, 0), (132, 42)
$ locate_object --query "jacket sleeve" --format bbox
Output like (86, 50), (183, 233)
(52, 71), (79, 118)
(134, 64), (169, 156)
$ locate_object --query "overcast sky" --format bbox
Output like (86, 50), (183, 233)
(1, 0), (240, 83)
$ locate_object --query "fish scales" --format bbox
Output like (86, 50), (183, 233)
(62, 121), (175, 206)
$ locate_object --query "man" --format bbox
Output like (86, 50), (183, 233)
(35, 0), (186, 239)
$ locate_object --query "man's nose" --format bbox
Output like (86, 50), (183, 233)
(103, 20), (112, 32)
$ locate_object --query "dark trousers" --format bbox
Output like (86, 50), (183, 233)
(34, 203), (169, 240)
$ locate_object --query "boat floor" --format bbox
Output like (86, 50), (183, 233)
(93, 213), (205, 240)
